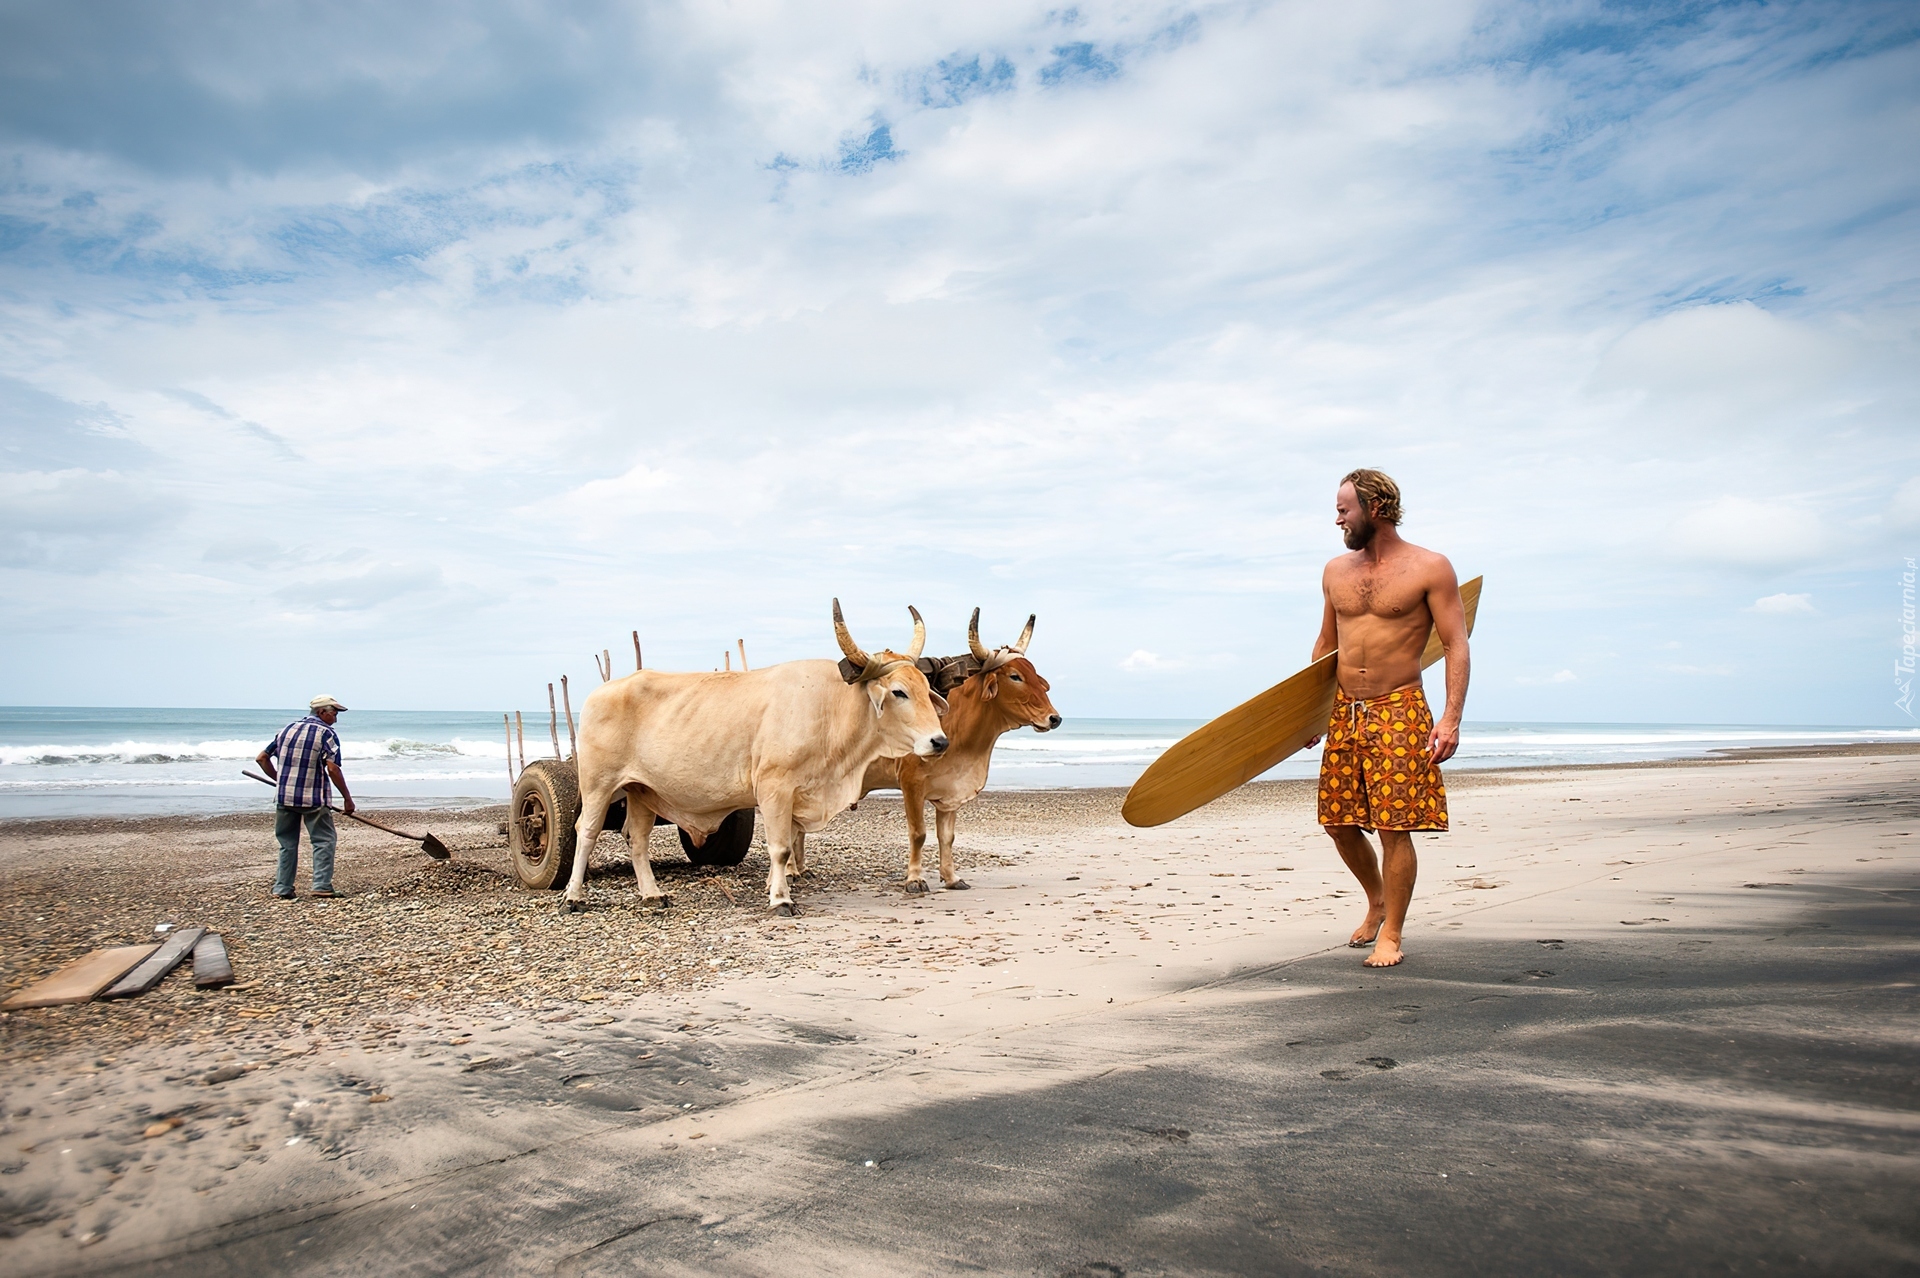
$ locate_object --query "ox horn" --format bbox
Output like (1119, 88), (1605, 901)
(907, 606), (926, 660)
(968, 608), (992, 662)
(832, 598), (872, 669)
(1011, 614), (1035, 653)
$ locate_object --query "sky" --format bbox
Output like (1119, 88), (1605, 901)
(1, 0), (1916, 725)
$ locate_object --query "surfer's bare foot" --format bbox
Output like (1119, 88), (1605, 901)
(1349, 906), (1385, 947)
(1363, 940), (1405, 968)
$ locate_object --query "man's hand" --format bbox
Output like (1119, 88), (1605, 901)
(255, 750), (277, 781)
(340, 795), (356, 816)
(1305, 735), (1322, 750)
(1428, 717), (1460, 765)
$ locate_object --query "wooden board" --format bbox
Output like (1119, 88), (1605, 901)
(100, 927), (206, 1000)
(0, 945), (158, 1010)
(192, 932), (235, 988)
(1122, 576), (1482, 828)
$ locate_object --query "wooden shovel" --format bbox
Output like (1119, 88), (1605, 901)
(243, 770), (453, 859)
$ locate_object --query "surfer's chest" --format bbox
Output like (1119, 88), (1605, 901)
(1331, 572), (1427, 619)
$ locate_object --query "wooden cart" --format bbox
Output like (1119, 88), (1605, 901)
(507, 759), (756, 890)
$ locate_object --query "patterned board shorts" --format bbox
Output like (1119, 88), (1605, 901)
(1317, 686), (1449, 832)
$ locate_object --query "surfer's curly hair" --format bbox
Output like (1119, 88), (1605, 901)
(1341, 468), (1403, 525)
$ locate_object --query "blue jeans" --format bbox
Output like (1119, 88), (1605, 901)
(274, 805), (337, 895)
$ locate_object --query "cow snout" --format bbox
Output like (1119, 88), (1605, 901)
(929, 734), (949, 754)
(1045, 714), (1062, 730)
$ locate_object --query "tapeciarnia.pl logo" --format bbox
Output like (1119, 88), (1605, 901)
(1899, 557), (1916, 717)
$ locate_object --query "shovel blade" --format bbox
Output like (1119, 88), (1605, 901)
(422, 833), (453, 860)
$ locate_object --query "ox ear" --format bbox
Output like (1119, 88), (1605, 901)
(980, 672), (998, 701)
(866, 680), (888, 718)
(930, 690), (949, 718)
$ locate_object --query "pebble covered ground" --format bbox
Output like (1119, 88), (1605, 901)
(0, 790), (1146, 1062)
(0, 764), (1678, 1067)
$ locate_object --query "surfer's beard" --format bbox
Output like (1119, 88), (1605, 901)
(1342, 511), (1375, 550)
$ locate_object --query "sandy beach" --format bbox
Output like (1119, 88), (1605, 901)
(1, 747), (1915, 1275)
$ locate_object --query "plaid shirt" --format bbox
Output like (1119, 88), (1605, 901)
(266, 716), (342, 808)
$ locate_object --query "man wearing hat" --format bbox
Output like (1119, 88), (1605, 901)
(255, 696), (356, 899)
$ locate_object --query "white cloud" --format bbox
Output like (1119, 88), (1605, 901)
(1516, 669), (1577, 685)
(1889, 476), (1920, 533)
(0, 3), (1915, 723)
(1593, 302), (1851, 405)
(0, 468), (172, 570)
(556, 463), (685, 533)
(277, 563), (445, 613)
(1670, 497), (1829, 571)
(1750, 592), (1815, 614)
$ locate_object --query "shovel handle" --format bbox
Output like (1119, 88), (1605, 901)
(338, 810), (426, 842)
(241, 769), (425, 842)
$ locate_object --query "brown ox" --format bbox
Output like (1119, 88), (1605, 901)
(566, 602), (948, 915)
(854, 609), (1061, 892)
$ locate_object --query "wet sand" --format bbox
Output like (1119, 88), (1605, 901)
(1, 750), (1916, 1275)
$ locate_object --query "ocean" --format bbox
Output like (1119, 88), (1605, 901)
(1, 706), (1914, 819)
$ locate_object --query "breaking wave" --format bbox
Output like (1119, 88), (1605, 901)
(0, 736), (509, 768)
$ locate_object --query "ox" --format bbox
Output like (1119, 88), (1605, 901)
(853, 609), (1061, 893)
(566, 602), (949, 915)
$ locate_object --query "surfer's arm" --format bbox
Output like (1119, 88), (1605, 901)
(1426, 561), (1470, 764)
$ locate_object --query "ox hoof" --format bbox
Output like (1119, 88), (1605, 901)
(772, 902), (795, 917)
(945, 879), (972, 891)
(903, 879), (929, 895)
(641, 894), (670, 911)
(559, 897), (587, 915)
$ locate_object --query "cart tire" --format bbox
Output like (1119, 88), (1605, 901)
(510, 759), (582, 890)
(680, 809), (754, 867)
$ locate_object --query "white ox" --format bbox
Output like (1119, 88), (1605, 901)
(565, 602), (949, 915)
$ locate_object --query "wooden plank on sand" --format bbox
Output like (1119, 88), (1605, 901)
(192, 932), (235, 988)
(1122, 576), (1482, 828)
(100, 927), (206, 1000)
(0, 945), (158, 1010)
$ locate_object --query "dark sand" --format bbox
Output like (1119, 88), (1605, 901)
(1, 749), (1915, 1275)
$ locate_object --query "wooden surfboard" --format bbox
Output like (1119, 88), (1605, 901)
(1122, 576), (1482, 828)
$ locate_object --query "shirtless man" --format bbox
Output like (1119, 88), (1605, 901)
(1309, 469), (1470, 967)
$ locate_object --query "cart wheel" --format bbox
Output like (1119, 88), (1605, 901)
(681, 809), (754, 867)
(510, 759), (581, 890)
